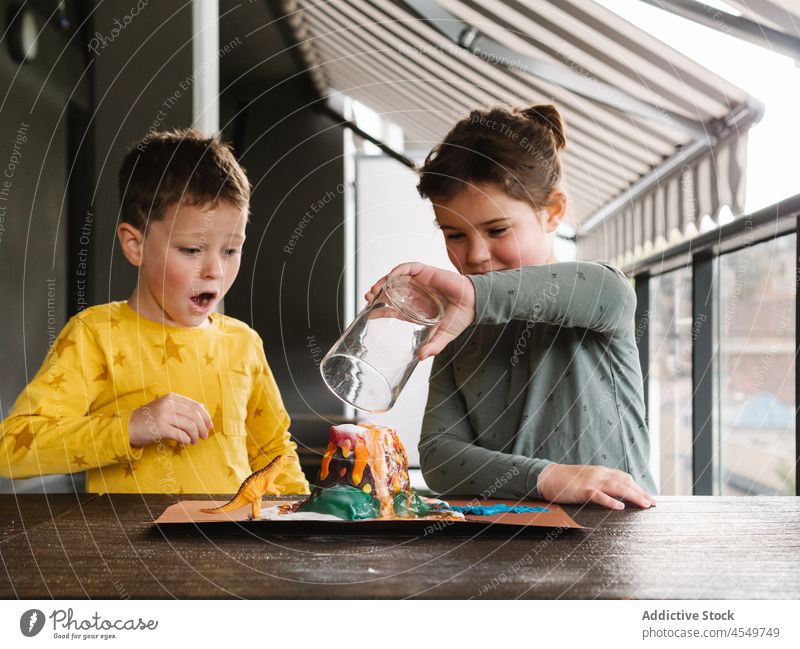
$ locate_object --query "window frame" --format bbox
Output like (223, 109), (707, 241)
(623, 192), (800, 496)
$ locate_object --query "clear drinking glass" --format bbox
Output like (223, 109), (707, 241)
(320, 276), (444, 412)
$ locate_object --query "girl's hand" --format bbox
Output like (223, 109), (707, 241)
(536, 463), (657, 510)
(365, 262), (475, 359)
(128, 393), (214, 447)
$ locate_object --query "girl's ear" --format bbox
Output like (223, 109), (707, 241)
(543, 189), (567, 233)
(117, 223), (145, 266)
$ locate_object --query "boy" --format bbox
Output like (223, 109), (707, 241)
(0, 129), (309, 495)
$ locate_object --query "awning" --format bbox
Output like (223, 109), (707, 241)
(726, 0), (800, 41)
(282, 0), (763, 265)
(641, 0), (800, 62)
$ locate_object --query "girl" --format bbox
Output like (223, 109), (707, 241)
(365, 104), (657, 511)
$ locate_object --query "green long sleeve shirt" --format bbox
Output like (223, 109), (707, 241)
(419, 261), (657, 500)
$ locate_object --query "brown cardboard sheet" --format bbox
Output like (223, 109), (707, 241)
(155, 497), (587, 531)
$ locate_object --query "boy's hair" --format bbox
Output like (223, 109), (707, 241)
(118, 128), (250, 231)
(417, 104), (566, 213)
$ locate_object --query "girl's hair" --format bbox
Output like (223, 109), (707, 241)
(417, 104), (566, 212)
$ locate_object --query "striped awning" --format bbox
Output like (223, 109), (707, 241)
(282, 0), (763, 265)
(641, 0), (800, 62)
(726, 0), (800, 40)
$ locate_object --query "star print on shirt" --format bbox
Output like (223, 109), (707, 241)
(9, 409), (43, 452)
(203, 352), (214, 366)
(72, 454), (89, 467)
(11, 427), (34, 452)
(94, 363), (109, 382)
(123, 460), (138, 478)
(53, 337), (75, 357)
(112, 351), (126, 367)
(48, 373), (66, 389)
(156, 334), (185, 364)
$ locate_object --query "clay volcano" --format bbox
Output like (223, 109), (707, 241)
(294, 423), (435, 520)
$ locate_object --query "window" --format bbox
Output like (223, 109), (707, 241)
(649, 267), (694, 495)
(354, 155), (452, 466)
(714, 235), (796, 496)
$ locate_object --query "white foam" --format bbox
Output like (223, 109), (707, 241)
(332, 424), (369, 435)
(256, 506), (346, 522)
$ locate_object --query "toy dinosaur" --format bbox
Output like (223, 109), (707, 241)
(201, 455), (296, 520)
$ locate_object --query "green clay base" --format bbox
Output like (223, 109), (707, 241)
(298, 485), (433, 520)
(392, 489), (433, 518)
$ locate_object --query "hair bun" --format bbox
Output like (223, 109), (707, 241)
(521, 104), (566, 150)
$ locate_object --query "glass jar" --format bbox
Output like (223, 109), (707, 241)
(320, 276), (444, 412)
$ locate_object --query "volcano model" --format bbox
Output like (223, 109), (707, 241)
(293, 423), (448, 520)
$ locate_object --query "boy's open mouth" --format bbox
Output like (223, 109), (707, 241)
(190, 291), (217, 308)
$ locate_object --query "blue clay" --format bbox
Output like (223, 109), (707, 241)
(444, 503), (550, 515)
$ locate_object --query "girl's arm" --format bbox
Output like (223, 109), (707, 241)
(470, 261), (636, 336)
(419, 347), (553, 499)
(0, 318), (143, 479)
(420, 348), (657, 509)
(366, 261), (636, 359)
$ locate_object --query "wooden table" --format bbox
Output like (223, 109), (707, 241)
(1, 494), (799, 599)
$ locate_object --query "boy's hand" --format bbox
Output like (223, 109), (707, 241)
(365, 262), (476, 360)
(536, 463), (657, 510)
(128, 393), (213, 447)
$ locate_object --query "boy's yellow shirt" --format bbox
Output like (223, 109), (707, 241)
(0, 301), (310, 495)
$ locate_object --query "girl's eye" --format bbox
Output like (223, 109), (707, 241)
(180, 247), (201, 255)
(446, 233), (465, 240)
(489, 227), (508, 237)
(225, 249), (241, 256)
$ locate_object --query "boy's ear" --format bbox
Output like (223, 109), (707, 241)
(543, 188), (567, 234)
(117, 222), (145, 266)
